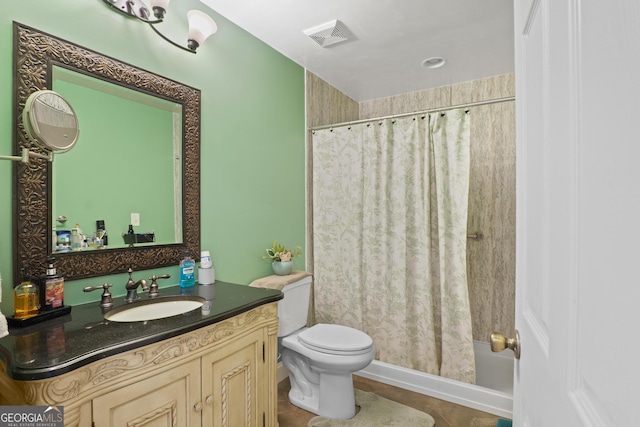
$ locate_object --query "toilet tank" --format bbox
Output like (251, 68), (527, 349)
(278, 276), (312, 337)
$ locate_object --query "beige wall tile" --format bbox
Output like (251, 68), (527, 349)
(471, 73), (515, 102)
(415, 86), (451, 110)
(451, 81), (474, 105)
(359, 86), (451, 120)
(305, 71), (359, 128)
(466, 101), (516, 342)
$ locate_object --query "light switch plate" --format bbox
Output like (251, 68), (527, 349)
(131, 212), (140, 226)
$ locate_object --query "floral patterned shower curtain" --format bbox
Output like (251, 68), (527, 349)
(311, 109), (475, 383)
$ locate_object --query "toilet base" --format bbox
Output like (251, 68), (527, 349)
(287, 371), (356, 419)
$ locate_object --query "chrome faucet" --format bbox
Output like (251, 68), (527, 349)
(124, 268), (149, 302)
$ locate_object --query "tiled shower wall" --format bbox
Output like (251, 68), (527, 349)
(306, 72), (515, 343)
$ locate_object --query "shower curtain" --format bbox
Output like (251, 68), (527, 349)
(311, 109), (475, 383)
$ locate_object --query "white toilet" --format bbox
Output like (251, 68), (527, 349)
(278, 276), (375, 419)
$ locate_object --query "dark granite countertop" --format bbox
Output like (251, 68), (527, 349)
(0, 281), (282, 381)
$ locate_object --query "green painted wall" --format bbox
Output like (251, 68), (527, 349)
(0, 1), (306, 314)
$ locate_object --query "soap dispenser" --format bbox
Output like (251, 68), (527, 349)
(39, 257), (64, 311)
(14, 264), (39, 319)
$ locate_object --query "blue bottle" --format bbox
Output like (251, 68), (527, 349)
(179, 251), (195, 288)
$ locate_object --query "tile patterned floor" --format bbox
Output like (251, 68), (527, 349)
(278, 375), (506, 427)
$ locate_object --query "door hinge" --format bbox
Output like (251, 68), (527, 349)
(263, 411), (266, 427)
(262, 341), (265, 362)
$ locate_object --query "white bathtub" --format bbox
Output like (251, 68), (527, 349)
(355, 340), (513, 418)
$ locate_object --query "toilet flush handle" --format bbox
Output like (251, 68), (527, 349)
(490, 330), (521, 359)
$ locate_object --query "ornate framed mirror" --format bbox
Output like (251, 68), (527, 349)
(13, 22), (201, 283)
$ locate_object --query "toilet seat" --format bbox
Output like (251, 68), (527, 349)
(298, 324), (373, 355)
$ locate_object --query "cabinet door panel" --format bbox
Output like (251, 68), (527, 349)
(92, 359), (201, 427)
(202, 330), (263, 427)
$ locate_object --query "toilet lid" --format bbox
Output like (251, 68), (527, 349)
(298, 324), (373, 355)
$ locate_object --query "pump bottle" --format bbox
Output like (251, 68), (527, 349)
(14, 265), (39, 319)
(40, 258), (64, 310)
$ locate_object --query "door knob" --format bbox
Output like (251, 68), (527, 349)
(490, 330), (521, 359)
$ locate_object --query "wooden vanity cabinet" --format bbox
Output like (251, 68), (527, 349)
(0, 303), (279, 427)
(92, 358), (201, 427)
(202, 328), (264, 426)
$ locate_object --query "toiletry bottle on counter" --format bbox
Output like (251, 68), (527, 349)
(70, 226), (81, 251)
(14, 265), (39, 319)
(179, 251), (195, 288)
(198, 250), (215, 284)
(198, 251), (215, 314)
(40, 258), (64, 310)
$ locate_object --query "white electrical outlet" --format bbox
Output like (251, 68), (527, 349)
(131, 213), (140, 226)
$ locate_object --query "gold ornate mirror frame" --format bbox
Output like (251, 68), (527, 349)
(12, 22), (201, 283)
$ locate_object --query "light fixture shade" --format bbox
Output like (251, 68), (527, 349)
(150, 0), (170, 9)
(187, 10), (217, 46)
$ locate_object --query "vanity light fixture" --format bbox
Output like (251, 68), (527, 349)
(102, 0), (217, 53)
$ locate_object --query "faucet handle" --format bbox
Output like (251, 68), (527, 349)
(83, 283), (114, 308)
(148, 274), (171, 298)
(126, 267), (135, 287)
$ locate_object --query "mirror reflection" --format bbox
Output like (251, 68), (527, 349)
(13, 23), (201, 282)
(51, 66), (183, 252)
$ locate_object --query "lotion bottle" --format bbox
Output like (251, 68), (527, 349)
(40, 258), (64, 311)
(14, 265), (39, 319)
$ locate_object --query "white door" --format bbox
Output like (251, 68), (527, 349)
(514, 1), (640, 425)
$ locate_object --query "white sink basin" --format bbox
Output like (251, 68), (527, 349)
(105, 296), (204, 322)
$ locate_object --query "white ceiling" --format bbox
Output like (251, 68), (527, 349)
(199, 0), (514, 102)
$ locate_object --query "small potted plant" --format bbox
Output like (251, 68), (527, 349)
(262, 240), (302, 275)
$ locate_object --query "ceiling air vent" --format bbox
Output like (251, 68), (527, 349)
(303, 20), (351, 48)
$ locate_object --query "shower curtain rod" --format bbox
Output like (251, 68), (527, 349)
(309, 95), (515, 131)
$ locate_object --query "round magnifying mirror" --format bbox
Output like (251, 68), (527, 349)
(23, 90), (79, 153)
